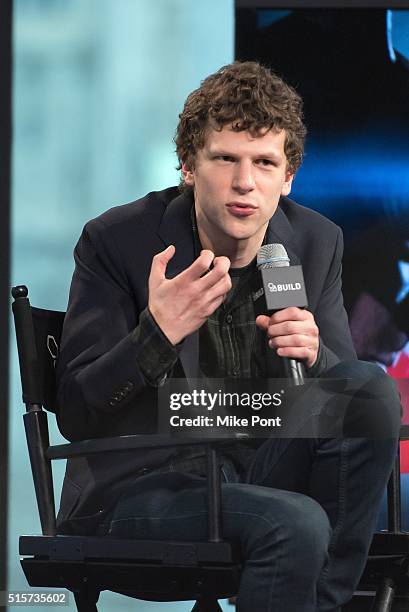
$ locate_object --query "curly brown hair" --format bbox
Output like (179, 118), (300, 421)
(175, 61), (306, 187)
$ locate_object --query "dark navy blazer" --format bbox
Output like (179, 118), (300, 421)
(55, 187), (356, 533)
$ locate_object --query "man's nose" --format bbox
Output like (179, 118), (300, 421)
(232, 161), (255, 193)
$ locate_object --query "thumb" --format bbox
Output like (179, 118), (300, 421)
(149, 245), (175, 289)
(256, 314), (271, 331)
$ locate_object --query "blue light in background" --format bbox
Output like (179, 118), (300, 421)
(393, 9), (409, 60)
(292, 133), (409, 219)
(257, 10), (292, 30)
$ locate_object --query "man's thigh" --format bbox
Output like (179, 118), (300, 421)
(102, 471), (324, 556)
(245, 438), (316, 494)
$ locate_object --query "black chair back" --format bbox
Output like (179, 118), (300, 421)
(27, 306), (64, 412)
(12, 285), (64, 413)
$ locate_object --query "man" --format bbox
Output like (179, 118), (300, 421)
(56, 62), (401, 611)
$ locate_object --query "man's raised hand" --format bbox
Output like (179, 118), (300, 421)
(148, 245), (231, 345)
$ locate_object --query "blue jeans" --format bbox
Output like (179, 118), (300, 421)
(100, 361), (401, 611)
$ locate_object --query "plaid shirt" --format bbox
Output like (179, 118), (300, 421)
(136, 205), (324, 385)
(134, 205), (324, 475)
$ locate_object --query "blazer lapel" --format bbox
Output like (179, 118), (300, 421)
(157, 189), (201, 379)
(157, 189), (196, 278)
(266, 198), (300, 265)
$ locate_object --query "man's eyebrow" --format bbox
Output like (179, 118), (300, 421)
(207, 147), (283, 162)
(253, 152), (283, 162)
(206, 147), (235, 156)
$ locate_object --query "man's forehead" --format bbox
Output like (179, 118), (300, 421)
(203, 123), (286, 151)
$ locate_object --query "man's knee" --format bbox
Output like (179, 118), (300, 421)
(288, 494), (331, 554)
(328, 359), (389, 381)
(326, 360), (402, 438)
(252, 490), (331, 562)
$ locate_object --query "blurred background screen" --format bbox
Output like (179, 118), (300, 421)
(235, 4), (409, 523)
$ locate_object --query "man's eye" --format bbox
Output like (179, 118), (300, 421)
(215, 155), (234, 162)
(257, 159), (274, 166)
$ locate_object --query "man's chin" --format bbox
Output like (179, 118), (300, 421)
(222, 225), (262, 242)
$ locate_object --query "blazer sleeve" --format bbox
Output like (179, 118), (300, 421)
(56, 218), (178, 441)
(308, 226), (357, 376)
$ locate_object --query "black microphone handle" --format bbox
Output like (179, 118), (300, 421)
(282, 357), (305, 386)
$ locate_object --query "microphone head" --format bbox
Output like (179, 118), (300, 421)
(257, 244), (290, 269)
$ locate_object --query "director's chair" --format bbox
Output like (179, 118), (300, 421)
(12, 285), (241, 612)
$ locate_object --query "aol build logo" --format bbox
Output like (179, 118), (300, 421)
(267, 282), (302, 293)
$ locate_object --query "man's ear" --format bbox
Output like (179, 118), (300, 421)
(181, 161), (195, 187)
(281, 171), (294, 197)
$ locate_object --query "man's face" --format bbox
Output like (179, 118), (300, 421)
(182, 125), (294, 249)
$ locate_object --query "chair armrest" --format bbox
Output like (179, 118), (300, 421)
(46, 434), (228, 460)
(47, 434), (227, 542)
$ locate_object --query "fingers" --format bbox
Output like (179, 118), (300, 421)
(256, 307), (309, 329)
(149, 245), (175, 290)
(147, 249), (230, 345)
(185, 255), (231, 314)
(268, 333), (316, 350)
(177, 250), (216, 283)
(256, 308), (319, 368)
(198, 255), (231, 291)
(265, 319), (318, 340)
(150, 247), (229, 293)
(255, 315), (270, 331)
(256, 308), (316, 332)
(204, 273), (232, 305)
(268, 307), (311, 324)
(202, 293), (228, 318)
(176, 252), (231, 292)
(269, 330), (319, 368)
(274, 346), (317, 367)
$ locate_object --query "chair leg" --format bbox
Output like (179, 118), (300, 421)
(191, 598), (223, 611)
(73, 589), (99, 612)
(370, 576), (395, 612)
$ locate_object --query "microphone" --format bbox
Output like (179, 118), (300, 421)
(257, 244), (308, 386)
